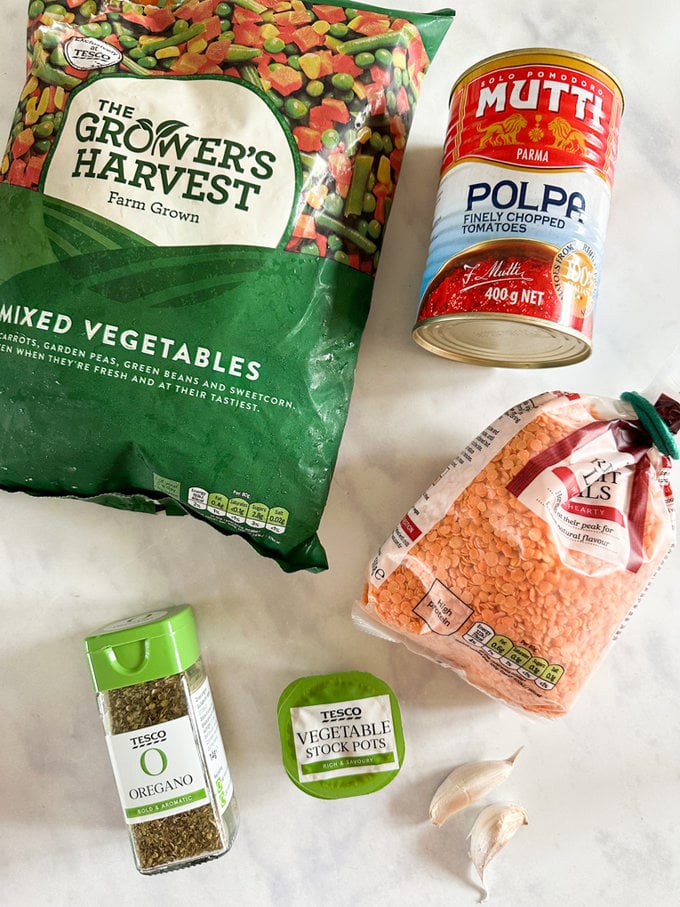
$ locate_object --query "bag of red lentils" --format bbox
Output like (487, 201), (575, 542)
(356, 377), (680, 717)
(0, 1), (453, 571)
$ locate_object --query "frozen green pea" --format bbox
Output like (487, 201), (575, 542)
(34, 139), (52, 154)
(45, 3), (67, 14)
(382, 135), (393, 154)
(173, 19), (190, 34)
(287, 54), (301, 70)
(284, 97), (307, 119)
(80, 0), (97, 15)
(28, 0), (45, 17)
(215, 1), (231, 15)
(331, 73), (354, 92)
(367, 219), (382, 240)
(264, 37), (285, 54)
(325, 193), (344, 217)
(119, 35), (138, 49)
(354, 52), (375, 69)
(321, 129), (340, 149)
(305, 80), (324, 98)
(356, 219), (369, 237)
(333, 250), (350, 265)
(80, 23), (103, 38)
(137, 56), (158, 69)
(41, 31), (60, 51)
(33, 120), (55, 139)
(362, 192), (376, 214)
(300, 241), (320, 257)
(327, 234), (343, 252)
(329, 23), (349, 38)
(375, 48), (393, 66)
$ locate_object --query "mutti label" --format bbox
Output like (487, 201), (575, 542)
(441, 59), (622, 185)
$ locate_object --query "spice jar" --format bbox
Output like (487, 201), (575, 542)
(84, 606), (239, 874)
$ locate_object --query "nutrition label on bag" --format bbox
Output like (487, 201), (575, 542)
(463, 621), (565, 690)
(187, 486), (289, 534)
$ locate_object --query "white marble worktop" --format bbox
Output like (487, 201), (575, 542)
(1, 1), (679, 904)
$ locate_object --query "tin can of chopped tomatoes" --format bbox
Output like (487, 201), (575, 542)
(414, 49), (624, 367)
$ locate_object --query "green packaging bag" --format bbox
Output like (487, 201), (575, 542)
(0, 0), (453, 571)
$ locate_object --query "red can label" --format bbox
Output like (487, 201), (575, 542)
(417, 50), (623, 360)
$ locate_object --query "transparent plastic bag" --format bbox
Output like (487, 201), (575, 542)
(356, 361), (679, 717)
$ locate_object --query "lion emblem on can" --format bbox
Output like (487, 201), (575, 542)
(477, 113), (527, 148)
(548, 117), (587, 154)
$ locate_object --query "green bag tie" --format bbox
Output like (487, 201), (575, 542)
(620, 390), (679, 459)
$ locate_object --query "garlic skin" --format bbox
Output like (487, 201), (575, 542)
(428, 748), (522, 827)
(469, 802), (528, 902)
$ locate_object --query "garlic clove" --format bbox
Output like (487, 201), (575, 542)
(428, 748), (522, 827)
(469, 802), (528, 902)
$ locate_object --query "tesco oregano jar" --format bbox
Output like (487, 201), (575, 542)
(84, 606), (238, 874)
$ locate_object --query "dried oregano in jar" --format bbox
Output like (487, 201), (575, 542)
(84, 606), (238, 874)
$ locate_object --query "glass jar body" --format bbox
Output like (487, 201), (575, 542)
(98, 657), (239, 874)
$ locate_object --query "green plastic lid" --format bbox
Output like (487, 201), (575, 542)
(277, 671), (405, 799)
(83, 606), (200, 692)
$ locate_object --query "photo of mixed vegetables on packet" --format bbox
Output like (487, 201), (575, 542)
(0, 0), (452, 570)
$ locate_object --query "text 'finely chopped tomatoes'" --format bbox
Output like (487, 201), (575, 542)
(356, 390), (678, 717)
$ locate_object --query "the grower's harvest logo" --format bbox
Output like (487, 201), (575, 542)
(71, 107), (276, 212)
(44, 78), (298, 247)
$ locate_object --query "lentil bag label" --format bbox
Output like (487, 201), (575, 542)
(357, 391), (677, 717)
(0, 0), (453, 571)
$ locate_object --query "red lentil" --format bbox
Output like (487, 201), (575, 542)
(358, 391), (676, 717)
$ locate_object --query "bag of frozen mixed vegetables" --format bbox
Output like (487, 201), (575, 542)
(0, 0), (453, 571)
